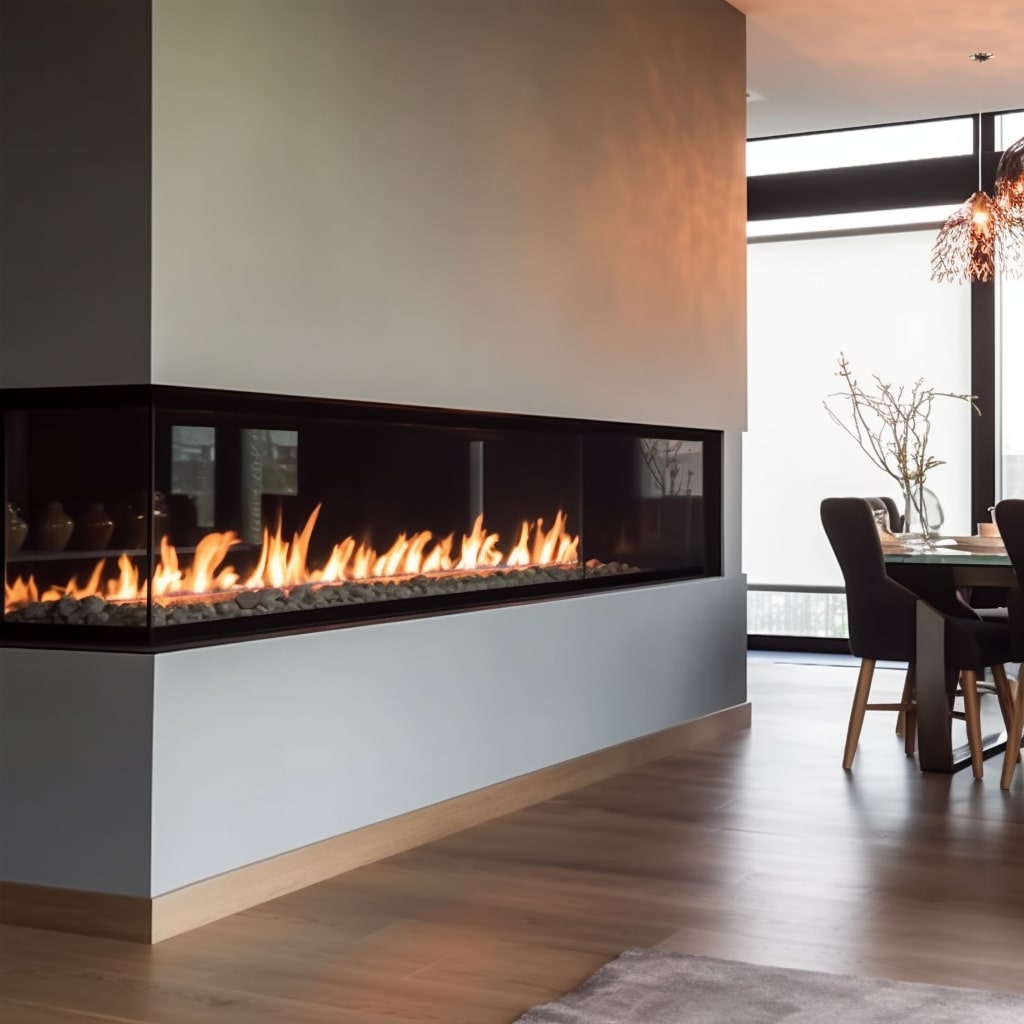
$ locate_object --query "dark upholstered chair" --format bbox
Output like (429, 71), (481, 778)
(993, 500), (1024, 788)
(821, 497), (1014, 776)
(863, 496), (911, 735)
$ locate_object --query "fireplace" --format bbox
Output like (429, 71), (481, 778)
(2, 385), (722, 650)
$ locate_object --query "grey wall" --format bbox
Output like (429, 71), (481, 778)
(0, 0), (152, 388)
(0, 649), (154, 896)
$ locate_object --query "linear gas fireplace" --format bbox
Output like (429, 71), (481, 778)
(1, 386), (722, 650)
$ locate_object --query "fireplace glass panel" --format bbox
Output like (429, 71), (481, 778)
(2, 386), (721, 648)
(147, 398), (585, 631)
(4, 401), (151, 628)
(581, 434), (714, 578)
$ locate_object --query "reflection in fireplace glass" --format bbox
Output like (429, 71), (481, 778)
(241, 429), (299, 544)
(171, 425), (215, 529)
(638, 438), (703, 498)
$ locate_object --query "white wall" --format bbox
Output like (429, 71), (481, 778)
(150, 0), (747, 432)
(150, 576), (745, 895)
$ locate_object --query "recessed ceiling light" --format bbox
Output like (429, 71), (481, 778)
(969, 51), (995, 62)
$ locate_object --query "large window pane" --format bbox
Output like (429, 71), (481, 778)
(997, 111), (1024, 492)
(747, 118), (973, 177)
(748, 206), (950, 239)
(745, 228), (973, 634)
(999, 276), (1024, 497)
(996, 110), (1024, 149)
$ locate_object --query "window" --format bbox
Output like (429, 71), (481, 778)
(745, 228), (972, 638)
(996, 110), (1024, 149)
(747, 118), (973, 177)
(748, 205), (951, 240)
(998, 277), (1024, 499)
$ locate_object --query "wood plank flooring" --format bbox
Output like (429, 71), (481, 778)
(5, 654), (1024, 1022)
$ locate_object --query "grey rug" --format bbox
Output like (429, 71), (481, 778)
(514, 948), (1024, 1023)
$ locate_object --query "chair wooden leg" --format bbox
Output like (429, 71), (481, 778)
(895, 666), (913, 737)
(991, 663), (1015, 735)
(960, 670), (984, 780)
(844, 658), (875, 770)
(1002, 670), (1024, 789)
(902, 666), (916, 757)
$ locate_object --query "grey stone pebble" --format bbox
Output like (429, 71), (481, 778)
(5, 561), (647, 630)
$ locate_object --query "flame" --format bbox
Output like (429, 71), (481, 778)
(4, 506), (581, 614)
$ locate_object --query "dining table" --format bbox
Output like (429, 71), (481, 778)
(884, 538), (1017, 773)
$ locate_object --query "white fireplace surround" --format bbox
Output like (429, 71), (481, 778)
(0, 575), (744, 898)
(0, 0), (747, 925)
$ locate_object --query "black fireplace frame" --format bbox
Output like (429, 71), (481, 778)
(2, 384), (723, 652)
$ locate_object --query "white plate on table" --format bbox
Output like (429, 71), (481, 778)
(941, 535), (1007, 554)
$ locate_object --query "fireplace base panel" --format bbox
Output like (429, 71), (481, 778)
(0, 575), (747, 940)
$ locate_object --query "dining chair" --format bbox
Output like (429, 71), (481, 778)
(866, 495), (903, 534)
(992, 499), (1024, 788)
(821, 497), (1014, 776)
(863, 497), (913, 736)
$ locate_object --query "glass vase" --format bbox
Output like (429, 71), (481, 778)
(900, 481), (935, 550)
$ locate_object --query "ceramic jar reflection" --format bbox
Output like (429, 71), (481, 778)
(33, 500), (75, 552)
(74, 502), (115, 550)
(6, 503), (28, 554)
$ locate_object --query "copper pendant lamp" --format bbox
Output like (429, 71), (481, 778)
(930, 190), (1016, 283)
(995, 133), (1024, 215)
(932, 115), (1024, 283)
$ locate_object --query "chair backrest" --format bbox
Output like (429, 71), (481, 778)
(995, 499), (1024, 572)
(993, 499), (1024, 658)
(820, 497), (917, 660)
(880, 496), (903, 533)
(865, 496), (900, 534)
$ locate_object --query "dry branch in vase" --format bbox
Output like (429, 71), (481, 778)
(823, 354), (979, 537)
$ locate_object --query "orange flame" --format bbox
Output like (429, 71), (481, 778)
(4, 506), (580, 614)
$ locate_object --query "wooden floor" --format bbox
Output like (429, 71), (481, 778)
(5, 654), (1024, 1023)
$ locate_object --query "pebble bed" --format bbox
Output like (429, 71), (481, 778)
(5, 560), (641, 627)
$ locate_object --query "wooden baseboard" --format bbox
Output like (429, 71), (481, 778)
(2, 702), (751, 944)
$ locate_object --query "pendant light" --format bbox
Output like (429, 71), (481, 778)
(995, 133), (1024, 216)
(931, 113), (1024, 283)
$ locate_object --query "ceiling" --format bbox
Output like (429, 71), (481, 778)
(735, 0), (1024, 139)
